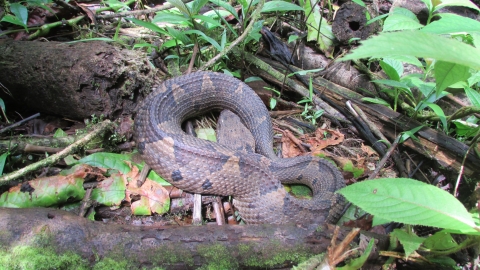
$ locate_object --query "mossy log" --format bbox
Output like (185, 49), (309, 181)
(0, 207), (387, 269)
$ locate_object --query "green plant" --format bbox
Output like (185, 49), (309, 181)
(296, 76), (324, 126)
(338, 178), (480, 265)
(342, 0), (480, 136)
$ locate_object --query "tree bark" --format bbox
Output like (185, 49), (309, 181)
(0, 39), (158, 119)
(0, 207), (388, 269)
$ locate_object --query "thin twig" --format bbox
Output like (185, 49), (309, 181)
(0, 120), (114, 186)
(0, 113), (40, 134)
(199, 0), (265, 70)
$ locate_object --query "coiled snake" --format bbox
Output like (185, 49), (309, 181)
(134, 72), (345, 225)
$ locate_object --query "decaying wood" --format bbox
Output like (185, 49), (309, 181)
(0, 207), (389, 269)
(256, 57), (480, 177)
(0, 39), (158, 119)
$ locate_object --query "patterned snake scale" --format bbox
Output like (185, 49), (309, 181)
(134, 72), (345, 225)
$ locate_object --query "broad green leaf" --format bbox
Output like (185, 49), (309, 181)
(433, 0), (480, 12)
(380, 59), (402, 81)
(91, 174), (126, 206)
(423, 231), (458, 250)
(452, 120), (480, 138)
(261, 1), (303, 12)
(10, 3), (28, 26)
(465, 86), (480, 108)
(126, 18), (168, 35)
(391, 229), (425, 258)
(167, 0), (191, 16)
(0, 165), (86, 208)
(425, 102), (447, 131)
(434, 61), (470, 95)
(208, 0), (239, 20)
(372, 215), (391, 226)
(245, 20), (263, 43)
(337, 178), (478, 232)
(153, 11), (191, 24)
(0, 152), (8, 175)
(421, 13), (480, 35)
(383, 10), (423, 32)
(304, 0), (333, 52)
(0, 14), (27, 28)
(78, 152), (133, 174)
(342, 160), (364, 178)
(340, 30), (480, 70)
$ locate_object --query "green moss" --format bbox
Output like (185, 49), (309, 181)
(197, 243), (238, 270)
(92, 257), (132, 270)
(237, 241), (312, 268)
(0, 245), (89, 270)
(148, 244), (194, 266)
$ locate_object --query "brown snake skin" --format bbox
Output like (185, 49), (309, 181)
(134, 72), (345, 225)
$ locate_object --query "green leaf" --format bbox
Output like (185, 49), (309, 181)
(167, 0), (191, 16)
(10, 3), (28, 26)
(0, 166), (86, 208)
(425, 102), (447, 131)
(185, 29), (222, 51)
(380, 59), (402, 81)
(399, 125), (423, 143)
(208, 0), (239, 20)
(167, 26), (192, 44)
(287, 68), (323, 77)
(191, 0), (209, 14)
(336, 239), (374, 270)
(452, 120), (480, 138)
(261, 1), (303, 12)
(53, 128), (67, 138)
(340, 30), (480, 70)
(91, 174), (126, 206)
(103, 0), (130, 11)
(0, 14), (27, 28)
(361, 97), (391, 107)
(304, 0), (333, 52)
(391, 229), (425, 258)
(351, 0), (366, 7)
(342, 160), (364, 178)
(0, 152), (8, 175)
(419, 0), (433, 12)
(372, 215), (391, 226)
(126, 18), (168, 35)
(196, 127), (217, 142)
(193, 14), (222, 27)
(421, 13), (480, 35)
(383, 8), (423, 32)
(337, 178), (478, 232)
(78, 152), (133, 174)
(434, 61), (470, 96)
(465, 86), (480, 108)
(153, 11), (191, 25)
(269, 98), (277, 110)
(433, 0), (479, 13)
(423, 231), (458, 250)
(373, 79), (410, 89)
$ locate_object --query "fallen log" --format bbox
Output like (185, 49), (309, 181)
(0, 207), (388, 269)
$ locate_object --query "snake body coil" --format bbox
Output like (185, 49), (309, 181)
(134, 72), (345, 225)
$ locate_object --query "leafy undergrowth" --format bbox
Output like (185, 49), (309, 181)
(1, 0), (480, 268)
